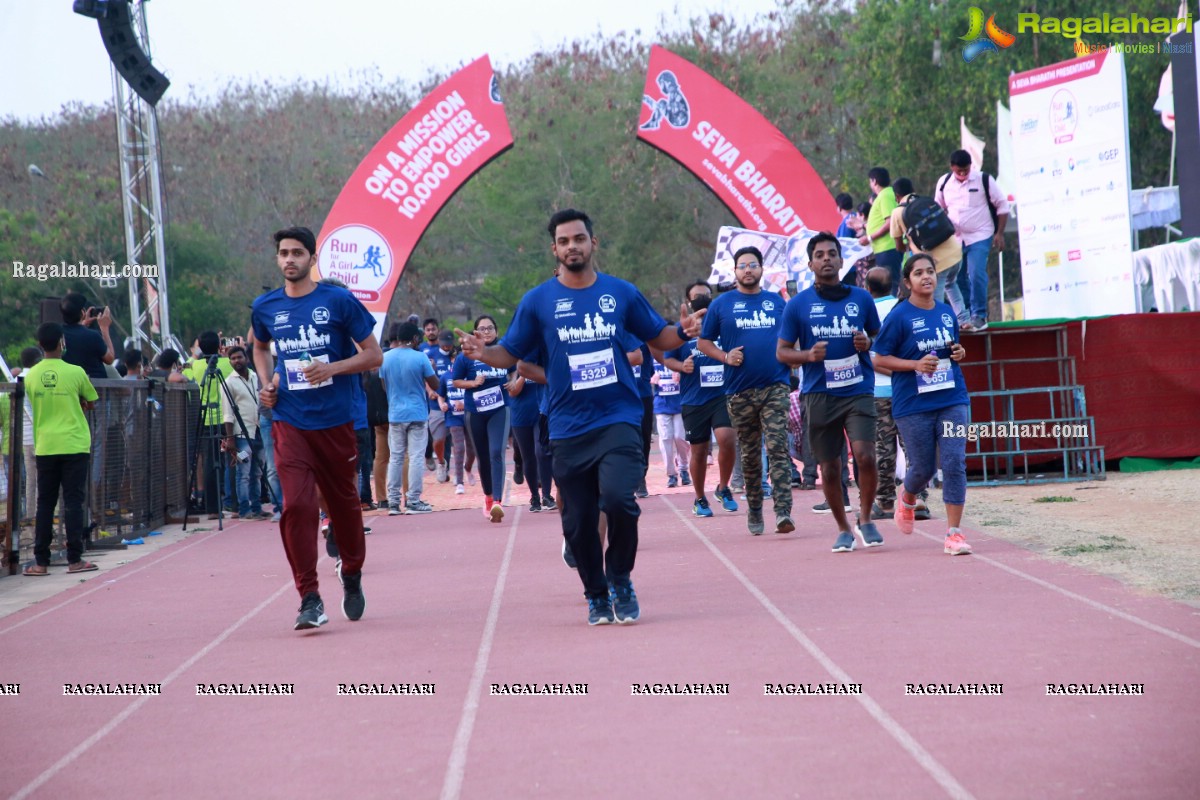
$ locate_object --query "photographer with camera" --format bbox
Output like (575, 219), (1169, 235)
(59, 292), (115, 380)
(185, 331), (233, 517)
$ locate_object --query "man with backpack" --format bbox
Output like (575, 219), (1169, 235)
(935, 150), (1010, 331)
(890, 177), (968, 325)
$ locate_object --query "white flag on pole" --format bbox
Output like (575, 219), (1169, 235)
(996, 101), (1016, 206)
(960, 116), (985, 172)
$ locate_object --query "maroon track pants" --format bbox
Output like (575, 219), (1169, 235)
(273, 420), (366, 598)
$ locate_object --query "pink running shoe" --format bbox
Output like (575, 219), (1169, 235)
(944, 531), (973, 555)
(893, 501), (915, 534)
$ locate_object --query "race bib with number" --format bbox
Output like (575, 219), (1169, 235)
(474, 384), (505, 412)
(658, 379), (679, 396)
(283, 355), (333, 390)
(916, 358), (955, 393)
(699, 364), (724, 388)
(447, 389), (466, 416)
(568, 348), (618, 391)
(824, 354), (863, 389)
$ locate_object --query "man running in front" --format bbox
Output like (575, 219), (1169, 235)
(457, 209), (705, 626)
(252, 226), (383, 630)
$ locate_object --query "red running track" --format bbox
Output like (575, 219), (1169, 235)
(1, 494), (1198, 799)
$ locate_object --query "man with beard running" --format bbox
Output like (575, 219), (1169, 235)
(456, 209), (705, 626)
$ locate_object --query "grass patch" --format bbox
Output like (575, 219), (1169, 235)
(1055, 535), (1134, 557)
(1034, 496), (1077, 503)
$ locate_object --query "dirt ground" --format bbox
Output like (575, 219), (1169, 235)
(921, 469), (1200, 607)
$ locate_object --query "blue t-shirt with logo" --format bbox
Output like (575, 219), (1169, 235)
(251, 283), (376, 430)
(438, 371), (466, 428)
(631, 341), (654, 399)
(699, 290), (789, 395)
(664, 337), (726, 408)
(427, 347), (454, 411)
(379, 346), (435, 424)
(508, 377), (541, 427)
(652, 362), (682, 415)
(780, 286), (881, 398)
(872, 299), (969, 418)
(452, 353), (510, 415)
(500, 273), (668, 440)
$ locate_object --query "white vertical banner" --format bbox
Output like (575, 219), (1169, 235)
(996, 101), (1017, 205)
(960, 117), (985, 171)
(1009, 50), (1135, 319)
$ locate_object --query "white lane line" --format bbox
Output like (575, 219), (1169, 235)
(664, 498), (975, 800)
(0, 530), (223, 636)
(10, 577), (295, 800)
(440, 507), (521, 800)
(912, 530), (1200, 649)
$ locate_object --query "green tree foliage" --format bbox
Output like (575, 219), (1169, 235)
(0, 0), (1179, 353)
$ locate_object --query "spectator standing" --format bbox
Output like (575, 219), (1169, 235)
(23, 323), (100, 576)
(59, 293), (115, 380)
(220, 345), (268, 520)
(935, 149), (1010, 330)
(380, 322), (438, 515)
(859, 168), (901, 291)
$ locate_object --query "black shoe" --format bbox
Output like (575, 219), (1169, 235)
(635, 479), (649, 498)
(340, 566), (365, 621)
(542, 495), (557, 512)
(513, 463), (524, 485)
(294, 592), (327, 630)
(611, 580), (640, 624)
(529, 497), (543, 513)
(748, 506), (765, 535)
(325, 528), (339, 559)
(562, 537), (577, 569)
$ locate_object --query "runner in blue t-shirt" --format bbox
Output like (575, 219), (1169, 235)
(251, 226), (383, 631)
(456, 209), (706, 626)
(778, 231), (884, 554)
(650, 358), (690, 489)
(452, 315), (513, 523)
(698, 246), (794, 536)
(872, 254), (972, 555)
(662, 280), (738, 518)
(426, 331), (456, 482)
(437, 370), (472, 493)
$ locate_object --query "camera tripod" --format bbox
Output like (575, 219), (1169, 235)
(183, 356), (273, 531)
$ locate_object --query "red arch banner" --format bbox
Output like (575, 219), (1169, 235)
(316, 55), (513, 339)
(636, 45), (839, 235)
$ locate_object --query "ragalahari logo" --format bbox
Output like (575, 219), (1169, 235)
(961, 8), (1016, 63)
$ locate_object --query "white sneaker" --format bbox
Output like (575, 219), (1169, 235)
(455, 483), (465, 495)
(436, 461), (449, 483)
(467, 472), (477, 486)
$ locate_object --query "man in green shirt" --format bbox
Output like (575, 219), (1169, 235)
(23, 323), (100, 576)
(185, 331), (233, 516)
(859, 166), (901, 293)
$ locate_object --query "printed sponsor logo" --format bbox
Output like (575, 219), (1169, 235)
(598, 294), (617, 313)
(1045, 251), (1061, 267)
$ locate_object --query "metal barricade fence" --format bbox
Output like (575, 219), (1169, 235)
(2, 379), (201, 574)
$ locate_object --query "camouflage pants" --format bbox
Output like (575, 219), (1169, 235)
(875, 398), (899, 507)
(875, 397), (926, 507)
(726, 383), (792, 516)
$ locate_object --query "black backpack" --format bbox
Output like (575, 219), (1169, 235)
(901, 194), (956, 250)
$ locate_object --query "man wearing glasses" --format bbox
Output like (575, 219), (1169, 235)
(697, 246), (795, 535)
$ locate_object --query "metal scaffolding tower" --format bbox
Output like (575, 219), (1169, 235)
(109, 0), (180, 355)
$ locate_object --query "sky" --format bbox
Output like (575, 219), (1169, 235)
(1, 0), (788, 121)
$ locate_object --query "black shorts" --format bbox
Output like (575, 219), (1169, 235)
(681, 395), (732, 444)
(803, 393), (876, 462)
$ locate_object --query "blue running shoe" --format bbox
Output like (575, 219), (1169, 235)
(716, 485), (739, 513)
(856, 520), (884, 548)
(832, 531), (856, 553)
(611, 581), (640, 624)
(587, 596), (615, 625)
(693, 496), (714, 518)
